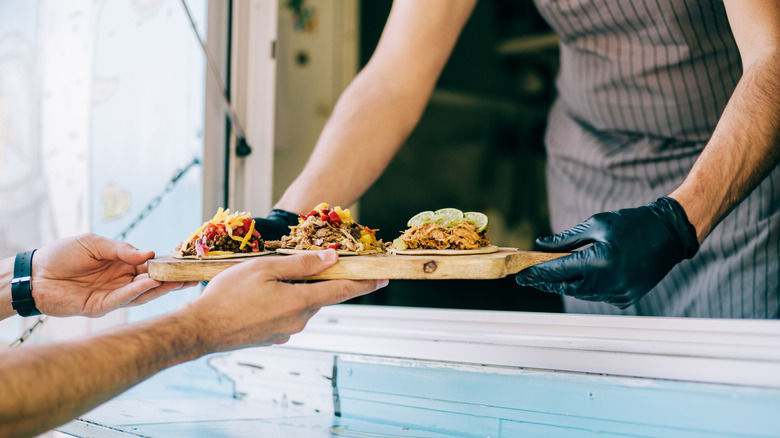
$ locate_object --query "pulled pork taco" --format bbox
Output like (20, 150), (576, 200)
(390, 208), (497, 255)
(174, 208), (269, 259)
(273, 203), (386, 255)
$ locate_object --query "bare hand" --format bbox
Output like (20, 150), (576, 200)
(186, 249), (388, 353)
(31, 234), (194, 317)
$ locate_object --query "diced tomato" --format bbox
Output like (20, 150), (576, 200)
(328, 210), (342, 224)
(234, 226), (244, 236)
(320, 214), (329, 222)
(308, 210), (318, 218)
(243, 218), (252, 229)
(327, 242), (339, 250)
(252, 229), (261, 238)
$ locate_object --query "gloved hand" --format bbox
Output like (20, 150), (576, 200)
(252, 209), (300, 241)
(515, 197), (700, 309)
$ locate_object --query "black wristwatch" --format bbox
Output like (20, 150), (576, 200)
(11, 250), (41, 317)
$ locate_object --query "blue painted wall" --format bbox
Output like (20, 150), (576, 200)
(336, 358), (780, 437)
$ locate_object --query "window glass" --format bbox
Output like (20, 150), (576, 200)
(0, 0), (212, 344)
(89, 0), (208, 321)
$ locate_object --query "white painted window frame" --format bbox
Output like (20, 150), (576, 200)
(203, 0), (277, 218)
(228, 0), (277, 216)
(202, 0), (230, 218)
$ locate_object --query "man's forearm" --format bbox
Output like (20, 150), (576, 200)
(0, 312), (202, 438)
(670, 49), (780, 241)
(275, 0), (476, 215)
(275, 69), (426, 214)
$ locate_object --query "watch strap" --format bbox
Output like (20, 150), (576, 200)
(11, 249), (41, 317)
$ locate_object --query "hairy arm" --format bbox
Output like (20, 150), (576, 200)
(275, 0), (477, 214)
(0, 313), (201, 437)
(669, 0), (780, 241)
(0, 250), (385, 438)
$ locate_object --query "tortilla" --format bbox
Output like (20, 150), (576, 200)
(275, 248), (383, 256)
(172, 250), (274, 260)
(387, 244), (500, 256)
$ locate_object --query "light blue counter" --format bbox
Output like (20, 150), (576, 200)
(59, 305), (780, 438)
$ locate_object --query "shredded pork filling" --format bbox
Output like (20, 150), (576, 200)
(395, 222), (489, 250)
(281, 216), (385, 252)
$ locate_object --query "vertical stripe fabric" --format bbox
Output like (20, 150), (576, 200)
(532, 0), (779, 318)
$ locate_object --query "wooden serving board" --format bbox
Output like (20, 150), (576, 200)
(147, 248), (567, 282)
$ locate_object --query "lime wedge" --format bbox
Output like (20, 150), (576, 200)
(407, 211), (435, 227)
(392, 238), (408, 250)
(464, 211), (489, 232)
(432, 208), (464, 227)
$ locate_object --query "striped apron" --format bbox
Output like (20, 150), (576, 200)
(533, 0), (780, 317)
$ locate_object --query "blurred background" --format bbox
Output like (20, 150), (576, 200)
(0, 0), (561, 351)
(273, 0), (562, 312)
(350, 1), (561, 311)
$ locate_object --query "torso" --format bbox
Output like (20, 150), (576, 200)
(531, 0), (779, 318)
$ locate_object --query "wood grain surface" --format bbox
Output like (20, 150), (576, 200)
(147, 248), (567, 282)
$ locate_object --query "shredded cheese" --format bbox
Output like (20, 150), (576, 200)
(181, 208), (257, 253)
(203, 250), (234, 256)
(240, 219), (256, 249)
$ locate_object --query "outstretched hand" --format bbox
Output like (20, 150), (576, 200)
(31, 234), (193, 317)
(187, 249), (388, 353)
(515, 197), (699, 308)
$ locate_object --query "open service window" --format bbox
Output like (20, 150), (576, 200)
(266, 1), (562, 314)
(229, 2), (780, 436)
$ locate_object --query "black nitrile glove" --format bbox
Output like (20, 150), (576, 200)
(253, 209), (300, 241)
(515, 197), (699, 309)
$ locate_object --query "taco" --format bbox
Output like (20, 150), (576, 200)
(390, 208), (497, 255)
(274, 203), (386, 255)
(174, 208), (270, 259)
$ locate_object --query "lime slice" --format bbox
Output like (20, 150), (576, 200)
(464, 211), (489, 232)
(432, 208), (464, 227)
(407, 211), (435, 227)
(392, 238), (408, 250)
